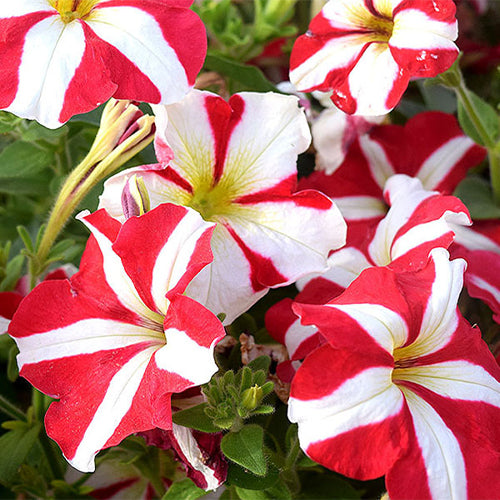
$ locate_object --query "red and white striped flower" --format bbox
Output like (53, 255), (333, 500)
(99, 90), (347, 324)
(0, 0), (206, 128)
(142, 426), (227, 491)
(290, 0), (459, 115)
(289, 249), (500, 499)
(267, 174), (471, 375)
(9, 203), (225, 472)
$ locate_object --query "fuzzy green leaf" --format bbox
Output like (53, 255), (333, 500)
(457, 90), (499, 147)
(454, 175), (500, 219)
(0, 423), (41, 485)
(172, 404), (220, 433)
(246, 356), (271, 374)
(221, 425), (267, 476)
(161, 478), (206, 500)
(205, 54), (278, 93)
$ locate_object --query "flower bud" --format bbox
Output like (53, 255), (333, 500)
(241, 385), (264, 411)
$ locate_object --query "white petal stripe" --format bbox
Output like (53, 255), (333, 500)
(0, 0), (54, 18)
(416, 250), (465, 356)
(467, 275), (500, 308)
(289, 367), (403, 449)
(6, 17), (85, 128)
(15, 319), (162, 369)
(329, 303), (409, 353)
(402, 387), (467, 500)
(417, 136), (476, 190)
(87, 6), (189, 104)
(77, 211), (161, 325)
(155, 328), (218, 385)
(284, 319), (318, 358)
(70, 346), (157, 472)
(334, 195), (387, 221)
(359, 135), (396, 189)
(396, 361), (500, 407)
(389, 210), (470, 261)
(172, 424), (220, 491)
(151, 209), (214, 316)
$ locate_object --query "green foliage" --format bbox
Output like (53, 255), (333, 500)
(457, 89), (499, 148)
(204, 54), (278, 93)
(454, 175), (500, 219)
(203, 363), (274, 430)
(221, 424), (267, 476)
(161, 478), (206, 500)
(0, 421), (41, 485)
(195, 0), (297, 62)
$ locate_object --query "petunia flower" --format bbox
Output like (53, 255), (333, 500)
(289, 248), (500, 499)
(8, 203), (225, 472)
(298, 111), (500, 318)
(0, 0), (206, 128)
(266, 174), (471, 378)
(99, 90), (347, 324)
(142, 425), (227, 491)
(290, 0), (459, 115)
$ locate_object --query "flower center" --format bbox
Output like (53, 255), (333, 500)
(188, 184), (234, 222)
(366, 15), (394, 42)
(50, 0), (99, 23)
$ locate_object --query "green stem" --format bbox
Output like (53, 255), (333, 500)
(32, 389), (65, 480)
(0, 394), (27, 421)
(488, 147), (500, 205)
(38, 429), (65, 480)
(455, 82), (495, 149)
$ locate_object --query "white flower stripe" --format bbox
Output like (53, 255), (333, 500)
(417, 136), (476, 190)
(359, 135), (395, 189)
(151, 210), (214, 316)
(70, 346), (157, 472)
(402, 387), (467, 500)
(5, 17), (85, 128)
(389, 210), (470, 261)
(414, 250), (465, 356)
(87, 6), (189, 104)
(172, 424), (220, 491)
(397, 361), (500, 407)
(16, 318), (162, 369)
(284, 318), (319, 359)
(154, 328), (218, 386)
(77, 211), (161, 324)
(328, 303), (409, 353)
(289, 367), (404, 449)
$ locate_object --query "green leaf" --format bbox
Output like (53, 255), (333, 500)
(226, 462), (279, 490)
(298, 471), (362, 499)
(0, 142), (52, 178)
(0, 142), (52, 195)
(172, 404), (220, 433)
(0, 423), (41, 485)
(234, 487), (270, 500)
(457, 90), (499, 147)
(246, 356), (271, 374)
(454, 175), (500, 219)
(419, 80), (457, 114)
(221, 425), (267, 476)
(204, 54), (278, 93)
(7, 344), (20, 382)
(161, 478), (206, 500)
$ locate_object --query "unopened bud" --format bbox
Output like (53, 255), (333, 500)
(121, 175), (151, 219)
(241, 385), (263, 411)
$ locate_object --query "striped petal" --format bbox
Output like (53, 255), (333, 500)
(290, 248), (500, 496)
(101, 91), (345, 323)
(290, 0), (458, 114)
(0, 0), (206, 127)
(9, 203), (223, 472)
